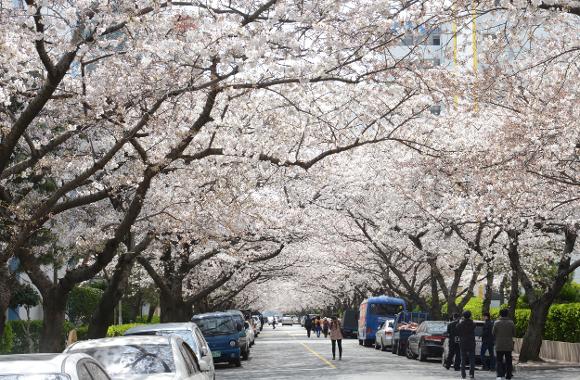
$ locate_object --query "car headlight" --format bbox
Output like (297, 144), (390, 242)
(230, 340), (238, 347)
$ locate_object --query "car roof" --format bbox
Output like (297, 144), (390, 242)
(0, 353), (92, 374)
(192, 312), (234, 319)
(125, 322), (197, 334)
(67, 335), (173, 351)
(365, 296), (406, 304)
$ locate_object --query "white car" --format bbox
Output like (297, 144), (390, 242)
(0, 353), (110, 380)
(375, 319), (395, 351)
(281, 316), (293, 325)
(65, 335), (211, 380)
(124, 322), (215, 380)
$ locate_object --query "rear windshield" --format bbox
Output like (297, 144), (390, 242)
(71, 344), (175, 376)
(426, 322), (448, 334)
(369, 303), (404, 316)
(128, 330), (198, 352)
(192, 317), (236, 336)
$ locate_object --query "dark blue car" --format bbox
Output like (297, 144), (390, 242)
(192, 312), (242, 367)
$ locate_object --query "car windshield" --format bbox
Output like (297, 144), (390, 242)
(426, 323), (448, 334)
(0, 375), (69, 380)
(369, 303), (404, 316)
(193, 317), (236, 336)
(71, 344), (175, 376)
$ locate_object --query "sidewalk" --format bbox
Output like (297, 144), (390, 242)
(514, 354), (580, 371)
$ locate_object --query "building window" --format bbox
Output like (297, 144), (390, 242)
(432, 34), (441, 46)
(430, 105), (441, 116)
(402, 32), (414, 46)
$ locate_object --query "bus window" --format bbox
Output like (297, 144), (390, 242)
(369, 303), (404, 316)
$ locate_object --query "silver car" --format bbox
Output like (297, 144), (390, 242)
(375, 319), (395, 351)
(441, 320), (487, 366)
(65, 335), (211, 380)
(124, 322), (215, 380)
(0, 353), (110, 380)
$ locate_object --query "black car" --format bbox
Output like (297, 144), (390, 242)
(406, 321), (448, 361)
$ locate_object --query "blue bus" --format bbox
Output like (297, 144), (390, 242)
(358, 296), (406, 346)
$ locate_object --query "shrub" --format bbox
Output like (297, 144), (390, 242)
(0, 323), (14, 354)
(8, 320), (75, 354)
(67, 286), (104, 326)
(106, 323), (143, 337)
(135, 315), (160, 324)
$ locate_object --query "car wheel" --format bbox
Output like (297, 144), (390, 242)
(381, 341), (386, 351)
(375, 340), (381, 350)
(406, 344), (415, 360)
(233, 358), (241, 367)
(242, 348), (249, 360)
(418, 344), (427, 362)
(359, 339), (363, 346)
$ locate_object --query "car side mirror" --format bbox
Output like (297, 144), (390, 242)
(199, 361), (210, 372)
(201, 346), (209, 357)
(237, 323), (242, 332)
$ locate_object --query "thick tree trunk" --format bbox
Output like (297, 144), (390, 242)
(518, 301), (550, 362)
(87, 257), (136, 339)
(147, 302), (157, 323)
(160, 294), (191, 322)
(0, 266), (12, 338)
(429, 273), (441, 319)
(39, 287), (68, 353)
(482, 267), (494, 315)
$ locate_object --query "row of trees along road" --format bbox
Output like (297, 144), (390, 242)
(0, 0), (578, 361)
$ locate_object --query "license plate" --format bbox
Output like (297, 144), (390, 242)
(212, 351), (221, 358)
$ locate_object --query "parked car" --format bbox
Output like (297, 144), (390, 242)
(245, 320), (256, 347)
(226, 310), (251, 360)
(406, 320), (449, 361)
(192, 312), (242, 367)
(391, 311), (430, 356)
(341, 309), (359, 339)
(375, 319), (395, 351)
(65, 335), (211, 380)
(251, 316), (261, 336)
(0, 353), (110, 380)
(359, 296), (406, 346)
(441, 320), (487, 366)
(124, 322), (215, 380)
(291, 315), (300, 324)
(281, 315), (294, 325)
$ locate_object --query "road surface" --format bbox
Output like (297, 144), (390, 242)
(216, 325), (580, 380)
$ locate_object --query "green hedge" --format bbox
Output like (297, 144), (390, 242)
(0, 323), (14, 354)
(106, 323), (143, 337)
(5, 320), (74, 354)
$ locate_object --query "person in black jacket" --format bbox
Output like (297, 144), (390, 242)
(445, 313), (461, 371)
(304, 316), (313, 338)
(480, 312), (495, 370)
(456, 310), (477, 379)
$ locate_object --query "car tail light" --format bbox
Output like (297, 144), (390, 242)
(425, 335), (445, 343)
(386, 332), (393, 336)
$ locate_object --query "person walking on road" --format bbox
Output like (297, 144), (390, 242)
(272, 317), (277, 329)
(315, 317), (322, 338)
(456, 310), (476, 379)
(329, 316), (343, 360)
(493, 308), (515, 380)
(445, 313), (461, 371)
(304, 316), (313, 338)
(322, 318), (330, 338)
(481, 312), (496, 371)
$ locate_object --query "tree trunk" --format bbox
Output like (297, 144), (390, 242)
(87, 256), (136, 339)
(429, 273), (441, 319)
(508, 269), (519, 318)
(499, 275), (506, 306)
(482, 266), (494, 315)
(147, 302), (157, 323)
(518, 300), (550, 362)
(0, 266), (12, 338)
(160, 295), (191, 322)
(39, 287), (68, 353)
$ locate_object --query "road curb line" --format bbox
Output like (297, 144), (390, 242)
(301, 342), (337, 369)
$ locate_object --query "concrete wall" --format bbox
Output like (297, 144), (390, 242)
(514, 338), (580, 363)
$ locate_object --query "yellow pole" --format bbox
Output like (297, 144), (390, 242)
(471, 1), (478, 112)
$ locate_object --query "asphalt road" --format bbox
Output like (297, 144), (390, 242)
(216, 325), (580, 380)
